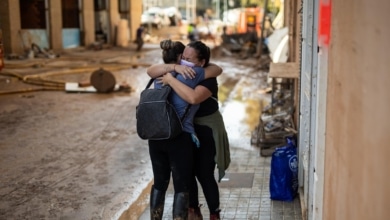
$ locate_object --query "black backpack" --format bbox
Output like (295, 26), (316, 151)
(136, 78), (189, 140)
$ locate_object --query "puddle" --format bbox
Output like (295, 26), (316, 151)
(217, 65), (270, 150)
(218, 77), (239, 103)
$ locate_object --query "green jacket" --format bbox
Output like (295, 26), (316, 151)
(194, 110), (231, 182)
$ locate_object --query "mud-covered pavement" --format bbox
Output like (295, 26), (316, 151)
(0, 31), (271, 219)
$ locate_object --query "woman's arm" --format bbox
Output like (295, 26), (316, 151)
(146, 63), (177, 78)
(157, 73), (212, 105)
(148, 63), (222, 79)
(147, 63), (196, 79)
(156, 63), (222, 104)
(205, 63), (222, 79)
(173, 62), (222, 79)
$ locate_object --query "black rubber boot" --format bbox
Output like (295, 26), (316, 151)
(210, 209), (221, 220)
(150, 186), (166, 220)
(172, 192), (189, 220)
(188, 204), (203, 220)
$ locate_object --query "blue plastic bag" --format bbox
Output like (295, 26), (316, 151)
(269, 136), (298, 201)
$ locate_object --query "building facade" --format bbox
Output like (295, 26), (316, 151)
(269, 0), (389, 219)
(0, 0), (142, 55)
(285, 0), (390, 219)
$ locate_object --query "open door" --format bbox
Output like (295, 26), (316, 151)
(19, 0), (49, 51)
(94, 0), (109, 44)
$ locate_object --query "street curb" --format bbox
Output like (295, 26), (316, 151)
(118, 180), (153, 220)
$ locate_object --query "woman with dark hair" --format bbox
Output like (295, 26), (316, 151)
(146, 39), (222, 219)
(148, 41), (230, 220)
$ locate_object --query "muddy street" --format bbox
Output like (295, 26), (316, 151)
(0, 36), (270, 219)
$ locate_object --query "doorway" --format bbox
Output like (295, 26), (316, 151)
(19, 0), (49, 51)
(94, 0), (109, 44)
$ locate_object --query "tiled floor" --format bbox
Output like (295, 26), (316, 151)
(139, 146), (302, 219)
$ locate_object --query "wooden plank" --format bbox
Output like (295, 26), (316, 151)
(269, 62), (300, 78)
(65, 82), (120, 93)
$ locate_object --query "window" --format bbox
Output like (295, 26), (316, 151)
(20, 0), (46, 29)
(94, 0), (107, 11)
(62, 0), (80, 28)
(118, 0), (129, 13)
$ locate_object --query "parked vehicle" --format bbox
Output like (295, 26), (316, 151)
(162, 7), (182, 26)
(223, 7), (264, 37)
(141, 7), (170, 29)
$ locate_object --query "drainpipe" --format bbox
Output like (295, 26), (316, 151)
(0, 30), (4, 71)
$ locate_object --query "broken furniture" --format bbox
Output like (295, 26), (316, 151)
(258, 62), (299, 156)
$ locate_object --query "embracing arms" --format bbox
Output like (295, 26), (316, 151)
(146, 63), (177, 78)
(158, 74), (213, 104)
(204, 63), (223, 79)
(146, 63), (222, 79)
(147, 62), (222, 104)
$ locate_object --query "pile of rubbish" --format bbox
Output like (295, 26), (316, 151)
(252, 87), (297, 157)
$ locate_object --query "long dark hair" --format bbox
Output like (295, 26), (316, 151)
(160, 39), (185, 64)
(187, 41), (210, 67)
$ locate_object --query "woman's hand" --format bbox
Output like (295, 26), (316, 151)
(156, 72), (175, 86)
(174, 64), (196, 79)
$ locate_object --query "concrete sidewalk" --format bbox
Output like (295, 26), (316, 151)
(137, 146), (302, 219)
(131, 51), (303, 219)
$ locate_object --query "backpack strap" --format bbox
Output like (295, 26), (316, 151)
(145, 78), (155, 89)
(146, 70), (178, 89)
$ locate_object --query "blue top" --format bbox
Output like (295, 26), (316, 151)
(154, 66), (205, 134)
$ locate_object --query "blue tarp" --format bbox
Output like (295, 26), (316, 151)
(62, 28), (80, 48)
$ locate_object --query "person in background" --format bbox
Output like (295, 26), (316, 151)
(150, 41), (230, 220)
(146, 39), (221, 220)
(187, 23), (199, 42)
(136, 25), (145, 51)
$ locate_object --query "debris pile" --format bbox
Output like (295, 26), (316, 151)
(252, 87), (297, 156)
